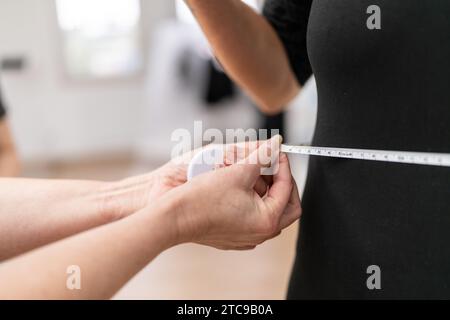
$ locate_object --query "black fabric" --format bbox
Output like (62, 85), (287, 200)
(264, 0), (450, 299)
(263, 0), (313, 85)
(203, 60), (236, 105)
(260, 111), (285, 138)
(0, 87), (6, 120)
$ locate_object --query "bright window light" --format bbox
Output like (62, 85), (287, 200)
(56, 0), (143, 79)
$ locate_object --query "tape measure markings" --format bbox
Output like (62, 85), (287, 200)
(280, 144), (450, 167)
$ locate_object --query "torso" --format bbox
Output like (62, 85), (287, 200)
(288, 0), (450, 299)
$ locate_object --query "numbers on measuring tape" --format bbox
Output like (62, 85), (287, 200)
(280, 144), (450, 168)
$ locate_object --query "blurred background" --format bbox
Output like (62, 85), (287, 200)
(0, 0), (317, 299)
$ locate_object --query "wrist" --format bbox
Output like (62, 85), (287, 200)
(164, 184), (208, 246)
(96, 174), (155, 223)
(165, 188), (190, 247)
(133, 188), (188, 249)
(150, 185), (197, 246)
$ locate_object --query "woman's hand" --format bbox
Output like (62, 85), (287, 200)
(104, 140), (269, 220)
(168, 136), (302, 250)
(147, 140), (268, 198)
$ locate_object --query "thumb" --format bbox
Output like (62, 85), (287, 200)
(235, 135), (283, 187)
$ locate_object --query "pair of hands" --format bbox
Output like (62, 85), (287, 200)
(114, 136), (301, 250)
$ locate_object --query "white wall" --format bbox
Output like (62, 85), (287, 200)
(0, 0), (318, 171)
(0, 0), (175, 162)
(136, 21), (259, 160)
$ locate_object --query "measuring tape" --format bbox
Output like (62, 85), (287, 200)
(281, 144), (450, 167)
(187, 144), (450, 180)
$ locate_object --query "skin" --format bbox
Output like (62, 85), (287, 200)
(0, 157), (193, 262)
(0, 139), (274, 261)
(0, 119), (20, 177)
(185, 0), (300, 114)
(0, 136), (301, 299)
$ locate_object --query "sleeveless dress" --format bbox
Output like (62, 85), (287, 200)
(264, 0), (450, 299)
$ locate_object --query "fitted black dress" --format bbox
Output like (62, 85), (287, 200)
(264, 0), (450, 299)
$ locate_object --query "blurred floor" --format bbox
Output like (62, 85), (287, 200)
(23, 155), (299, 300)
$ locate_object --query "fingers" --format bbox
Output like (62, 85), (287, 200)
(235, 135), (282, 187)
(279, 178), (302, 230)
(264, 152), (293, 212)
(224, 141), (261, 165)
(254, 176), (268, 197)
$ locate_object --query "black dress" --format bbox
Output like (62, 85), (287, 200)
(264, 0), (450, 299)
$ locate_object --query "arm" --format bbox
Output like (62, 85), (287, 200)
(0, 177), (149, 261)
(0, 120), (20, 177)
(185, 0), (300, 114)
(0, 136), (301, 299)
(0, 199), (178, 300)
(0, 157), (194, 262)
(0, 140), (272, 261)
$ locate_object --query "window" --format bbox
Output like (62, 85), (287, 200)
(56, 0), (143, 79)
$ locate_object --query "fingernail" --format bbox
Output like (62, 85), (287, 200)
(271, 134), (283, 145)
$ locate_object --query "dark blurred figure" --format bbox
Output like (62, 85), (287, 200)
(0, 85), (20, 176)
(261, 111), (284, 138)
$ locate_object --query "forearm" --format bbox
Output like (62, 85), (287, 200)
(0, 198), (178, 299)
(0, 176), (153, 261)
(186, 0), (300, 113)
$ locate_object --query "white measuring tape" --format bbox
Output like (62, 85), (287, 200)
(187, 144), (450, 180)
(281, 144), (450, 167)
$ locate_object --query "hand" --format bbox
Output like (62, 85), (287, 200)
(153, 139), (269, 197)
(170, 136), (302, 250)
(102, 140), (273, 221)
